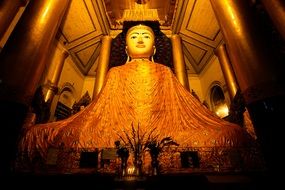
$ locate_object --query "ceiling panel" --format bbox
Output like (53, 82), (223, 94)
(60, 0), (98, 43)
(177, 0), (222, 74)
(58, 0), (104, 76)
(180, 0), (222, 47)
(186, 0), (219, 40)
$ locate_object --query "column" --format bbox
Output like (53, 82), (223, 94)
(170, 34), (190, 91)
(43, 45), (69, 104)
(93, 35), (113, 99)
(0, 0), (28, 40)
(214, 44), (238, 100)
(215, 43), (256, 139)
(210, 0), (285, 174)
(261, 0), (285, 40)
(0, 0), (71, 175)
(0, 0), (71, 105)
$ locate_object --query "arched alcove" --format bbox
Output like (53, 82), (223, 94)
(210, 85), (229, 118)
(53, 83), (76, 121)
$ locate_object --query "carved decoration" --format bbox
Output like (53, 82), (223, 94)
(226, 89), (245, 127)
(72, 91), (91, 114)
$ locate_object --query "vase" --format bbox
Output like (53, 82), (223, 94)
(151, 156), (159, 176)
(121, 157), (128, 177)
(134, 158), (143, 176)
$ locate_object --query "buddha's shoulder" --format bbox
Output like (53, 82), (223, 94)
(154, 62), (171, 68)
(108, 66), (123, 72)
(107, 65), (131, 76)
(108, 62), (172, 72)
(153, 62), (174, 73)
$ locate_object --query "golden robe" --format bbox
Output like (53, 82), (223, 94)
(19, 60), (253, 160)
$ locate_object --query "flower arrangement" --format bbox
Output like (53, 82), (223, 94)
(116, 122), (179, 176)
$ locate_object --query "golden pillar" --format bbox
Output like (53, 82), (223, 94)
(0, 0), (28, 40)
(261, 0), (285, 40)
(210, 0), (284, 173)
(210, 0), (283, 104)
(0, 0), (71, 175)
(214, 44), (238, 100)
(215, 43), (256, 139)
(170, 34), (190, 91)
(93, 35), (113, 99)
(42, 46), (69, 104)
(0, 0), (71, 106)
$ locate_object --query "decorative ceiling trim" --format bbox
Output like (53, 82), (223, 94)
(181, 35), (214, 74)
(171, 0), (189, 34)
(69, 39), (101, 75)
(184, 56), (196, 74)
(183, 45), (199, 74)
(91, 0), (110, 35)
(183, 41), (207, 64)
(64, 32), (102, 50)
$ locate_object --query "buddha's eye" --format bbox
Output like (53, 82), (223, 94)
(131, 36), (137, 39)
(144, 36), (150, 39)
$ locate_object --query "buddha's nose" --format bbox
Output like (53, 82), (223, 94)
(138, 36), (143, 43)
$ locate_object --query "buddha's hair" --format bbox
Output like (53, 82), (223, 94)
(126, 24), (155, 38)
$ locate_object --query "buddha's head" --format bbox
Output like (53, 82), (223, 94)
(125, 24), (156, 60)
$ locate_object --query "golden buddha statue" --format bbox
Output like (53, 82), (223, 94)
(18, 24), (256, 172)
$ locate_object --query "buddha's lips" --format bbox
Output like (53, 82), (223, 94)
(136, 44), (145, 48)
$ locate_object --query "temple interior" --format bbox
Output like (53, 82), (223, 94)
(0, 0), (285, 189)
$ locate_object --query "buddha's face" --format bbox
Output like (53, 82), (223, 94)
(126, 25), (155, 59)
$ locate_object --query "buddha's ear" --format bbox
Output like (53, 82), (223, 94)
(151, 46), (156, 62)
(153, 46), (156, 56)
(125, 47), (130, 62)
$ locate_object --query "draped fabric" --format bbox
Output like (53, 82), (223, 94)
(19, 60), (253, 160)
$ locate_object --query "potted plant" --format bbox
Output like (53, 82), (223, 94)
(116, 122), (156, 177)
